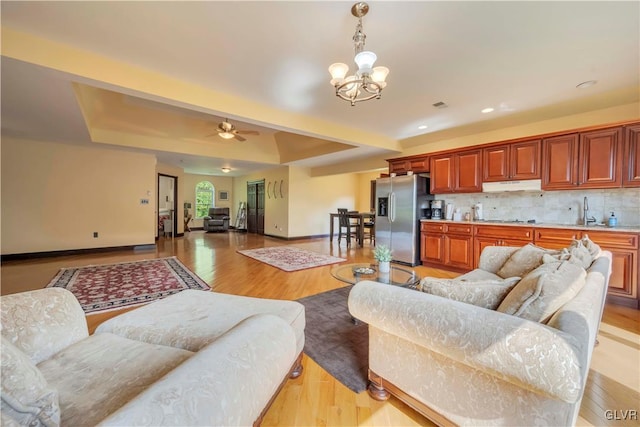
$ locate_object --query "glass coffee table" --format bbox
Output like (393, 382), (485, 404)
(331, 262), (421, 290)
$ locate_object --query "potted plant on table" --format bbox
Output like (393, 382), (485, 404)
(373, 244), (392, 273)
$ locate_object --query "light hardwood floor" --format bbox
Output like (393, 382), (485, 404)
(2, 231), (639, 426)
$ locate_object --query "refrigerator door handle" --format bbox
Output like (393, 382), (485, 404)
(390, 192), (396, 223)
(387, 192), (392, 222)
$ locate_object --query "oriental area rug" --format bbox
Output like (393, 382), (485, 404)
(237, 246), (345, 272)
(46, 257), (210, 314)
(297, 286), (368, 393)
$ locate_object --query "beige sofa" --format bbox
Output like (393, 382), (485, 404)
(348, 245), (611, 426)
(1, 288), (305, 426)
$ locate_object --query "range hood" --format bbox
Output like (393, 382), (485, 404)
(482, 179), (542, 193)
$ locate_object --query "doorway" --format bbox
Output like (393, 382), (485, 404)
(158, 174), (178, 237)
(246, 180), (265, 234)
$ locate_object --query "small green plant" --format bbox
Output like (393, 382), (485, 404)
(373, 244), (392, 262)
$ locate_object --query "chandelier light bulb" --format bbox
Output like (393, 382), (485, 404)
(328, 62), (349, 86)
(371, 66), (389, 87)
(354, 51), (377, 74)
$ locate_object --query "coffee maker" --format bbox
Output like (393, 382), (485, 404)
(430, 200), (444, 219)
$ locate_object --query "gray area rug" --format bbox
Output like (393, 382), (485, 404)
(297, 286), (368, 393)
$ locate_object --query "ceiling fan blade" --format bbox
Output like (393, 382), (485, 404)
(235, 130), (260, 135)
(234, 134), (247, 142)
(204, 133), (218, 137)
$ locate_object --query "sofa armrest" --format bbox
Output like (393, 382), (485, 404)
(477, 246), (519, 273)
(0, 288), (88, 364)
(348, 281), (584, 403)
(98, 314), (297, 427)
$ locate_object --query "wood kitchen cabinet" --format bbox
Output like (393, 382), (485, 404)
(388, 155), (430, 175)
(623, 124), (640, 187)
(542, 127), (623, 190)
(483, 140), (541, 182)
(430, 150), (482, 194)
(421, 222), (474, 271)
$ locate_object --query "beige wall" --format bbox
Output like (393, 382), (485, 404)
(182, 173), (234, 229)
(1, 137), (157, 254)
(288, 167), (360, 238)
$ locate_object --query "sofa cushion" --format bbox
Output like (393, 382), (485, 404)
(420, 276), (521, 310)
(96, 289), (306, 355)
(456, 269), (503, 282)
(496, 243), (551, 279)
(497, 261), (587, 323)
(37, 333), (192, 427)
(1, 336), (60, 427)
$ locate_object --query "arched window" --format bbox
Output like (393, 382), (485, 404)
(195, 181), (215, 218)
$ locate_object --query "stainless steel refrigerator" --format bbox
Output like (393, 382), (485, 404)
(375, 175), (432, 266)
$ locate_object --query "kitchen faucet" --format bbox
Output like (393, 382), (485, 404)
(583, 196), (597, 226)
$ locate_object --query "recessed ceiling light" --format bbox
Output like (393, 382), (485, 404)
(418, 125), (428, 130)
(221, 167), (231, 173)
(576, 80), (597, 89)
(481, 107), (494, 114)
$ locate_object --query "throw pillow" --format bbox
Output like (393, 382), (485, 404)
(421, 276), (521, 310)
(496, 261), (587, 323)
(496, 243), (550, 279)
(580, 234), (602, 258)
(0, 336), (60, 427)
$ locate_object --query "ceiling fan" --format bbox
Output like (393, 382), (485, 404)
(207, 119), (259, 142)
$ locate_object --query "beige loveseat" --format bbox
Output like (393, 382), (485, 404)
(1, 288), (305, 426)
(349, 244), (611, 426)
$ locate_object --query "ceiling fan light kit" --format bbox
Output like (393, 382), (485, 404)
(328, 2), (389, 106)
(213, 118), (259, 142)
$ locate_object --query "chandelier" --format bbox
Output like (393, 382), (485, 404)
(328, 2), (389, 106)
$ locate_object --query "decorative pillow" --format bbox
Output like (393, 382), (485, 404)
(0, 337), (60, 427)
(496, 244), (550, 279)
(543, 242), (592, 269)
(580, 234), (602, 258)
(497, 261), (587, 323)
(421, 276), (521, 310)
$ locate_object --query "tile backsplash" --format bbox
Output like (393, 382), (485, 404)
(437, 187), (640, 226)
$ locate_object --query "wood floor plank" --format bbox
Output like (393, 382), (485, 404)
(1, 231), (638, 426)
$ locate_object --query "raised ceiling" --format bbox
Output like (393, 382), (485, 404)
(2, 1), (638, 176)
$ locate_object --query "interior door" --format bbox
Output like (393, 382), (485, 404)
(246, 180), (265, 235)
(256, 181), (265, 235)
(158, 174), (177, 237)
(247, 183), (257, 233)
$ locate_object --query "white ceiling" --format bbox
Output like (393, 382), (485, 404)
(2, 1), (639, 176)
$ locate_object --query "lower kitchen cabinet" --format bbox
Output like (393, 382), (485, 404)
(421, 222), (473, 271)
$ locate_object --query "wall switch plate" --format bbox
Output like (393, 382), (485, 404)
(140, 199), (149, 204)
(93, 232), (98, 238)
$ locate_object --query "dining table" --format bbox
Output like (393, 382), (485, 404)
(328, 211), (375, 247)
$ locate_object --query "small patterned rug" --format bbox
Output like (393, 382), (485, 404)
(237, 246), (345, 272)
(46, 257), (210, 314)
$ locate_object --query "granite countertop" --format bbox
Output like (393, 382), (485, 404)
(420, 219), (640, 233)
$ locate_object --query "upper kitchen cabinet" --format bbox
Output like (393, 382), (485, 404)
(388, 155), (430, 175)
(483, 140), (541, 182)
(542, 127), (622, 190)
(623, 124), (640, 187)
(430, 150), (482, 194)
